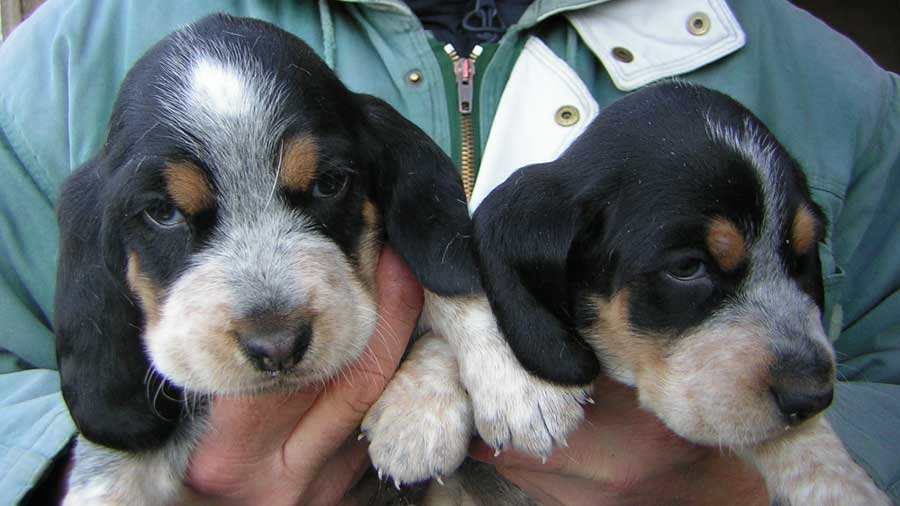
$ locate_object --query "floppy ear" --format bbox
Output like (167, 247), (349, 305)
(359, 95), (480, 297)
(473, 163), (600, 385)
(54, 158), (181, 452)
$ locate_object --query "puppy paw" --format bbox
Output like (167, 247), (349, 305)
(361, 333), (473, 487)
(750, 417), (892, 506)
(426, 293), (591, 459)
(467, 364), (590, 458)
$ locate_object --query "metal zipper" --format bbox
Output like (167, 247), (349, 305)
(444, 43), (483, 200)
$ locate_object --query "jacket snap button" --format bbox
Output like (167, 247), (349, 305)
(687, 13), (711, 35)
(555, 105), (580, 127)
(611, 46), (634, 63)
(406, 70), (423, 84)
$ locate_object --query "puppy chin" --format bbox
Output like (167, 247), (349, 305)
(144, 255), (377, 395)
(633, 324), (787, 449)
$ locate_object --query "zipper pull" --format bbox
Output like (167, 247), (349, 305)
(445, 44), (483, 114)
(444, 43), (484, 200)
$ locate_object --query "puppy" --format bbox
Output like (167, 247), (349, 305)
(468, 81), (890, 505)
(54, 14), (486, 505)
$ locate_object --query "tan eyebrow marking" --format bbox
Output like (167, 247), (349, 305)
(163, 161), (213, 215)
(706, 217), (747, 272)
(790, 204), (818, 255)
(280, 136), (319, 192)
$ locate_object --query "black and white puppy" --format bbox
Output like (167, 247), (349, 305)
(469, 82), (890, 505)
(54, 14), (488, 505)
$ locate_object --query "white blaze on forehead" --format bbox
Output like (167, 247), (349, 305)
(189, 58), (250, 117)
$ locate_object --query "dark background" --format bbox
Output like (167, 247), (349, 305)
(791, 0), (900, 72)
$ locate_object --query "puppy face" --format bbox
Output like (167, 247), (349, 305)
(108, 25), (382, 395)
(578, 121), (832, 448)
(55, 15), (478, 450)
(474, 82), (834, 449)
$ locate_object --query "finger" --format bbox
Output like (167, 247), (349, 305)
(209, 389), (320, 450)
(283, 246), (423, 474)
(186, 389), (321, 496)
(304, 437), (372, 506)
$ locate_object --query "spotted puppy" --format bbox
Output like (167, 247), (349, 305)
(470, 82), (890, 505)
(54, 14), (487, 505)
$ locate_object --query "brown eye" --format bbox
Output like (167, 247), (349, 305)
(312, 172), (350, 199)
(666, 257), (708, 281)
(143, 202), (186, 229)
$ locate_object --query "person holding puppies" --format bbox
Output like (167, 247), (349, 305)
(1, 1), (897, 505)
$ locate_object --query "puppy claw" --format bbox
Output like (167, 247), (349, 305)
(493, 448), (502, 458)
(435, 475), (445, 486)
(377, 469), (383, 481)
(541, 456), (547, 465)
(358, 432), (366, 441)
(393, 479), (401, 491)
(585, 396), (595, 405)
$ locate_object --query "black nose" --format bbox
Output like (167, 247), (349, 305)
(238, 321), (312, 373)
(771, 385), (833, 425)
(769, 340), (835, 425)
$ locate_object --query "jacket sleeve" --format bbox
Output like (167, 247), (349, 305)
(826, 71), (900, 503)
(0, 125), (76, 505)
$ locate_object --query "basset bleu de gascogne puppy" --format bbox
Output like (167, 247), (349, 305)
(462, 81), (890, 505)
(53, 13), (509, 505)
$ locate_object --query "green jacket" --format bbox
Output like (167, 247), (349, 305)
(1, 0), (897, 503)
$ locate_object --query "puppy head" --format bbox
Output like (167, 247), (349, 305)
(55, 14), (476, 451)
(474, 81), (834, 448)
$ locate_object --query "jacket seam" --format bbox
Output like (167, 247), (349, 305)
(0, 110), (57, 205)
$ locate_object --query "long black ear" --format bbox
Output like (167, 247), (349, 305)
(54, 158), (180, 452)
(360, 95), (480, 296)
(473, 163), (600, 385)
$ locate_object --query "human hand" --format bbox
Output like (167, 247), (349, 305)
(470, 375), (770, 506)
(183, 247), (423, 506)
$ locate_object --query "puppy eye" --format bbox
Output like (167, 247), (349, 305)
(665, 257), (708, 282)
(312, 173), (350, 199)
(143, 202), (186, 229)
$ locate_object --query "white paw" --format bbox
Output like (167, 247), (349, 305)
(361, 334), (473, 487)
(426, 293), (591, 459)
(749, 417), (892, 506)
(466, 362), (590, 458)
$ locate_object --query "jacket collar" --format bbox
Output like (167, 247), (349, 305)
(340, 0), (745, 91)
(338, 0), (612, 21)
